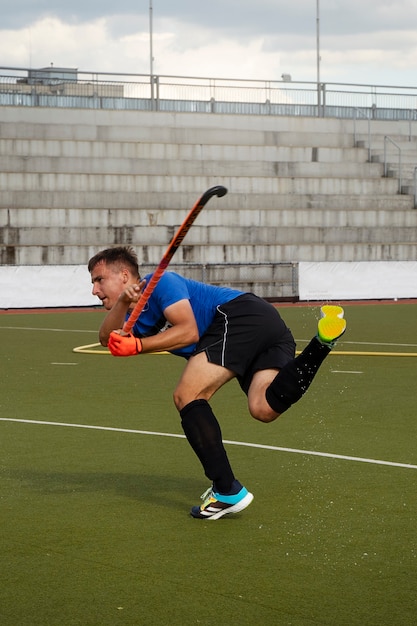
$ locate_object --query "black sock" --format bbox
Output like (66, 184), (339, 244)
(180, 399), (235, 493)
(265, 336), (331, 414)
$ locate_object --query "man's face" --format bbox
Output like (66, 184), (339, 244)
(90, 261), (130, 310)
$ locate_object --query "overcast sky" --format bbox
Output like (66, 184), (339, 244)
(1, 1), (417, 86)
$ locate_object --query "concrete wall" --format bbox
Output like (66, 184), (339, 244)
(1, 105), (417, 299)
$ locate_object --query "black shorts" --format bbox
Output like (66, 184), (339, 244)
(193, 293), (296, 394)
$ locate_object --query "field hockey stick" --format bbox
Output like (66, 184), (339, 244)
(122, 185), (228, 334)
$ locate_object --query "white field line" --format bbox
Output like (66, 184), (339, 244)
(0, 326), (96, 333)
(1, 417), (416, 471)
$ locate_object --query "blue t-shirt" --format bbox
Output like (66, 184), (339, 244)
(130, 272), (243, 357)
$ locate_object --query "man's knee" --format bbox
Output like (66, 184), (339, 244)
(173, 387), (186, 411)
(248, 399), (280, 423)
(173, 385), (204, 411)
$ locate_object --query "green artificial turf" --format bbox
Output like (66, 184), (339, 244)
(1, 303), (416, 625)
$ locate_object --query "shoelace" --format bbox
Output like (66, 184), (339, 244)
(200, 486), (214, 502)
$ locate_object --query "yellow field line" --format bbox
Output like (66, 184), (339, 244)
(297, 350), (417, 357)
(72, 342), (169, 355)
(329, 351), (417, 357)
(72, 343), (108, 354)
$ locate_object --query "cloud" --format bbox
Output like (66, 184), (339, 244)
(1, 18), (109, 70)
(0, 15), (283, 79)
(2, 2), (417, 86)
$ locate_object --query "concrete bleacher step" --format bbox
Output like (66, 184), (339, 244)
(3, 207), (415, 229)
(370, 147), (417, 161)
(0, 172), (400, 195)
(5, 225), (416, 247)
(0, 191), (413, 211)
(357, 135), (417, 149)
(3, 241), (417, 266)
(0, 155), (384, 179)
(1, 120), (358, 147)
(386, 165), (417, 178)
(0, 139), (370, 164)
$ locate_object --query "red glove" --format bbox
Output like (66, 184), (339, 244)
(108, 332), (143, 357)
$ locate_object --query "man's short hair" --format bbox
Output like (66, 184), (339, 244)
(88, 246), (140, 277)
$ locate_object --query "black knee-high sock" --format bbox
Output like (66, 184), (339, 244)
(265, 336), (331, 414)
(180, 399), (235, 493)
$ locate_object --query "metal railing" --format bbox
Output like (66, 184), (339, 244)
(384, 136), (402, 193)
(2, 65), (417, 124)
(414, 167), (417, 208)
(353, 108), (372, 161)
(409, 110), (417, 140)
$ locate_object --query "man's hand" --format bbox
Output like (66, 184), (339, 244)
(118, 280), (146, 306)
(108, 331), (143, 357)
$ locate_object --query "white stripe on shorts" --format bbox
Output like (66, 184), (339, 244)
(216, 304), (228, 367)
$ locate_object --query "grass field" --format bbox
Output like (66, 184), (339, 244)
(1, 302), (417, 625)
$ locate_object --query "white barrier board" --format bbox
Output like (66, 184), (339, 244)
(299, 261), (417, 300)
(1, 262), (417, 308)
(0, 265), (97, 308)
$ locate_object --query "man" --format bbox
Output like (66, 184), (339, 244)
(88, 246), (346, 520)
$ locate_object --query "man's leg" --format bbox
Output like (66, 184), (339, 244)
(266, 305), (346, 414)
(174, 353), (253, 519)
(175, 352), (236, 492)
(180, 398), (236, 493)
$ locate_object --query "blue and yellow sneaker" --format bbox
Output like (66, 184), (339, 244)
(317, 305), (346, 347)
(190, 480), (254, 520)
